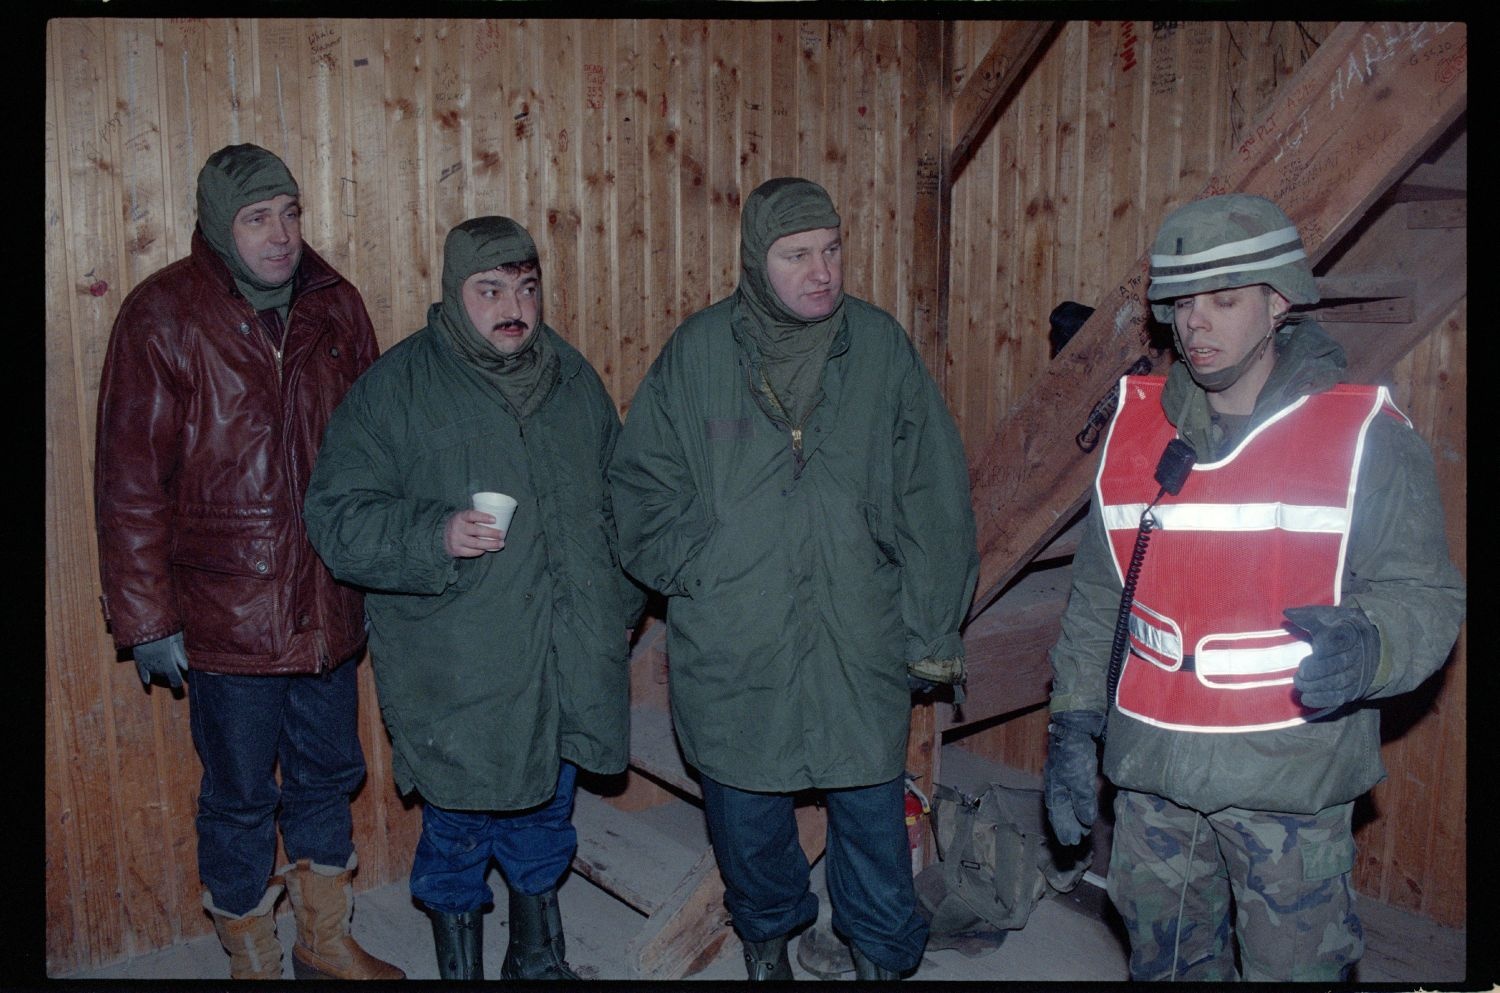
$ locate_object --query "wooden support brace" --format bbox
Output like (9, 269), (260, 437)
(1406, 199), (1465, 229)
(1392, 162), (1466, 200)
(964, 20), (1468, 622)
(628, 848), (733, 981)
(949, 21), (1059, 176)
(1313, 274), (1417, 324)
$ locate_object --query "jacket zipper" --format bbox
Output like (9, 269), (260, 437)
(756, 367), (810, 478)
(243, 297), (300, 666)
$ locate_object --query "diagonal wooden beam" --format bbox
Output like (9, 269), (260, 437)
(965, 20), (1468, 623)
(905, 20), (953, 389)
(949, 21), (1059, 178)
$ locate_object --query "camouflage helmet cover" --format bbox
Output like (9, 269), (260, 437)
(1146, 194), (1318, 323)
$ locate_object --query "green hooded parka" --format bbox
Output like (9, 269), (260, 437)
(609, 181), (979, 792)
(304, 219), (643, 810)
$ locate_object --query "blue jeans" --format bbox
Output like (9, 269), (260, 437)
(410, 763), (579, 915)
(701, 774), (928, 973)
(187, 661), (365, 915)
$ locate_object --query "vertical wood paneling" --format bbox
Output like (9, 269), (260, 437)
(900, 20), (947, 379)
(384, 21), (431, 349)
(676, 20), (709, 322)
(580, 22), (615, 390)
(466, 22), (506, 217)
(101, 22), (183, 956)
(1011, 48), (1059, 415)
(613, 21), (650, 411)
(767, 24), (798, 180)
(1051, 25), (1085, 331)
(737, 24), (770, 199)
(644, 21), (680, 344)
(428, 20), (468, 252)
(1412, 303), (1467, 923)
(302, 18), (346, 267)
(1358, 300), (1467, 919)
(45, 19), (1467, 973)
(50, 18), (132, 970)
(822, 22), (850, 260)
(541, 21), (582, 345)
(254, 21), (301, 185)
(794, 22), (824, 185)
(156, 20), (227, 941)
(706, 22), (740, 304)
(870, 20), (902, 331)
(345, 21), (396, 351)
(838, 22), (869, 295)
(516, 23), (548, 285)
(45, 25), (88, 970)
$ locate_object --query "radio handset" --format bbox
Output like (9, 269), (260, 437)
(1100, 438), (1197, 741)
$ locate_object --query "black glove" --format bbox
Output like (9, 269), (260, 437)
(907, 673), (940, 694)
(1043, 710), (1104, 846)
(133, 631), (189, 688)
(1285, 604), (1381, 710)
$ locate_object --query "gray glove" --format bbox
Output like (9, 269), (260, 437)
(133, 631), (189, 688)
(1285, 604), (1381, 710)
(1043, 710), (1104, 846)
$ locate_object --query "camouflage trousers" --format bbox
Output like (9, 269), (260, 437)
(1106, 789), (1362, 982)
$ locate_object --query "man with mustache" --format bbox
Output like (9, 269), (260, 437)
(94, 144), (403, 981)
(1043, 194), (1465, 981)
(304, 216), (643, 980)
(610, 178), (978, 981)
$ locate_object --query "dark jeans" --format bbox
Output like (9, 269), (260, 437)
(410, 762), (579, 915)
(701, 774), (928, 973)
(187, 661), (365, 916)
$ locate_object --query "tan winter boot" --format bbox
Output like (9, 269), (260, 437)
(205, 884), (285, 980)
(279, 853), (405, 980)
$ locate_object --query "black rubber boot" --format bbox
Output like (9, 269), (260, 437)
(742, 935), (794, 981)
(426, 907), (484, 980)
(500, 888), (580, 980)
(851, 945), (900, 981)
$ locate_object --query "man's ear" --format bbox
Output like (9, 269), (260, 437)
(1267, 287), (1290, 324)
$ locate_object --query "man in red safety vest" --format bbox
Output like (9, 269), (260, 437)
(1042, 194), (1464, 982)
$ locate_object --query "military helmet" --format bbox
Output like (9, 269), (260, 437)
(1146, 194), (1318, 323)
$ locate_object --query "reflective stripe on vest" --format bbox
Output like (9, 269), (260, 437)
(1095, 375), (1405, 733)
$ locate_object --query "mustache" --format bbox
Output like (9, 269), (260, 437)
(489, 320), (529, 333)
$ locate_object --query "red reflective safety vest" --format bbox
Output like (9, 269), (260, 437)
(1096, 375), (1407, 733)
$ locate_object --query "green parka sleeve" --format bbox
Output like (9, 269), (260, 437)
(609, 347), (717, 598)
(890, 353), (980, 669)
(1047, 505), (1119, 716)
(595, 396), (650, 627)
(303, 381), (460, 595)
(1340, 414), (1465, 698)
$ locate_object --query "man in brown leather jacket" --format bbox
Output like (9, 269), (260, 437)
(93, 144), (403, 982)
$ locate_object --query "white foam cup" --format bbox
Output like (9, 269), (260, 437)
(471, 492), (519, 534)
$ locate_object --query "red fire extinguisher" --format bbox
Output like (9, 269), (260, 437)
(903, 777), (929, 875)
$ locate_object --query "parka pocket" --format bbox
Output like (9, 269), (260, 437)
(170, 531), (281, 657)
(860, 501), (903, 567)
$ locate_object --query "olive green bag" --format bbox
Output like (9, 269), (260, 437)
(915, 782), (1091, 950)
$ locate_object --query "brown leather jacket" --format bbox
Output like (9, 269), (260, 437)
(94, 229), (378, 675)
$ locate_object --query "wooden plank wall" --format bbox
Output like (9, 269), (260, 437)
(942, 19), (1467, 928)
(44, 16), (944, 974)
(44, 17), (1466, 973)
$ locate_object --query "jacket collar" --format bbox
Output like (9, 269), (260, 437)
(189, 227), (343, 302)
(1163, 320), (1348, 458)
